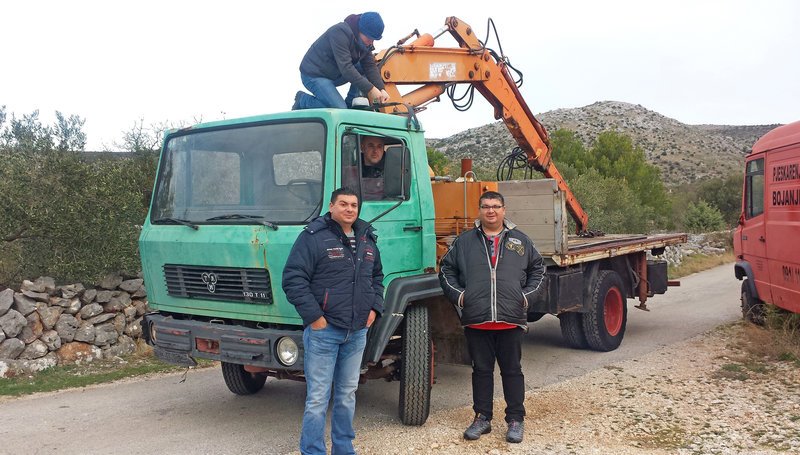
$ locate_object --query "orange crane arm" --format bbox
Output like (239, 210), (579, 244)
(375, 17), (589, 233)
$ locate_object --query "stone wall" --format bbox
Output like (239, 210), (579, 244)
(658, 231), (733, 267)
(0, 275), (148, 378)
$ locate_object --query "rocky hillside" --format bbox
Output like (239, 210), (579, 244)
(426, 101), (779, 185)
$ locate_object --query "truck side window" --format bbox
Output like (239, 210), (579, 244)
(341, 133), (399, 202)
(745, 158), (764, 218)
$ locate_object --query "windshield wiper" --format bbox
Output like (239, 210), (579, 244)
(152, 217), (199, 230)
(205, 214), (278, 230)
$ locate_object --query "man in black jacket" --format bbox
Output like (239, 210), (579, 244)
(439, 191), (544, 444)
(283, 187), (384, 455)
(293, 12), (390, 110)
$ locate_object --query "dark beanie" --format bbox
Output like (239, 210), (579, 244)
(359, 12), (384, 40)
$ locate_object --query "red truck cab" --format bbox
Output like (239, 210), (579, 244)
(734, 120), (800, 322)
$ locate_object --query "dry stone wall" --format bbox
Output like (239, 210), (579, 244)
(0, 275), (148, 378)
(657, 231), (732, 267)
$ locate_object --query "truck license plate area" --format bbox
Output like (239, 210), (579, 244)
(196, 337), (220, 354)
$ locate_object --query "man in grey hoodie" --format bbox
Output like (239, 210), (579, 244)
(293, 12), (390, 110)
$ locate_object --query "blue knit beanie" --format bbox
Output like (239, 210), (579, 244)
(359, 12), (384, 40)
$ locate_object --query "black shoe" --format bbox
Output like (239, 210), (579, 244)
(506, 420), (524, 443)
(463, 414), (491, 440)
(292, 91), (303, 110)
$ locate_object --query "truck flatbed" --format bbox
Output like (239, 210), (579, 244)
(555, 233), (686, 267)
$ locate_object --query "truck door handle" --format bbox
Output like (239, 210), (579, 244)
(759, 236), (766, 242)
(403, 226), (422, 232)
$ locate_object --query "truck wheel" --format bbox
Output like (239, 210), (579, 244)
(398, 304), (432, 426)
(582, 270), (627, 352)
(221, 362), (267, 395)
(559, 312), (589, 349)
(741, 280), (765, 325)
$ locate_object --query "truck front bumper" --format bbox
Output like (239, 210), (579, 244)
(142, 312), (304, 369)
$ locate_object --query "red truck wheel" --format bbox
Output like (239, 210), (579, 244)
(741, 280), (765, 325)
(221, 362), (267, 395)
(398, 304), (432, 426)
(582, 270), (627, 351)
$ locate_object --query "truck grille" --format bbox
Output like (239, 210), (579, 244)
(163, 264), (273, 304)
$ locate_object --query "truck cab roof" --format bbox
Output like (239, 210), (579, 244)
(169, 109), (424, 136)
(752, 120), (800, 154)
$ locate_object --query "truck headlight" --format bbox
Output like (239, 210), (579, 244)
(276, 337), (299, 366)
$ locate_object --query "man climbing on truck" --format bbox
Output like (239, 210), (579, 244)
(293, 12), (390, 110)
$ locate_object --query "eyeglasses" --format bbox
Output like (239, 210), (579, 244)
(479, 205), (504, 210)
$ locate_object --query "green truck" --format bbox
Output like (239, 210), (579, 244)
(139, 107), (684, 426)
(140, 16), (685, 426)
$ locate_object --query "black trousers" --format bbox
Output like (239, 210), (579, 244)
(464, 327), (526, 423)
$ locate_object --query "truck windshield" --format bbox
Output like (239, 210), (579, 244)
(151, 121), (325, 225)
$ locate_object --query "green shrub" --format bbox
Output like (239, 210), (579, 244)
(569, 169), (656, 234)
(0, 150), (157, 284)
(684, 199), (726, 233)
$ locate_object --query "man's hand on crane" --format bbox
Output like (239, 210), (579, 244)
(368, 87), (391, 105)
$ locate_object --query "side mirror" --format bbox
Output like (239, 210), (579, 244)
(383, 145), (411, 200)
(738, 213), (745, 225)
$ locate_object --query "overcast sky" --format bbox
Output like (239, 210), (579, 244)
(2, 0), (798, 150)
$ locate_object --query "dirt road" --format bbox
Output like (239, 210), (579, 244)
(0, 265), (743, 454)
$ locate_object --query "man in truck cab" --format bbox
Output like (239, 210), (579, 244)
(439, 191), (545, 444)
(292, 12), (391, 110)
(342, 134), (387, 201)
(360, 135), (385, 178)
(282, 187), (385, 455)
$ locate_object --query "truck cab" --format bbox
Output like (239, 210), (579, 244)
(140, 109), (438, 423)
(735, 120), (800, 321)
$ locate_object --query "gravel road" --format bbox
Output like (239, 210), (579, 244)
(347, 323), (800, 455)
(4, 265), (797, 454)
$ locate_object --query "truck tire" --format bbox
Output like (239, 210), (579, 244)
(559, 312), (589, 349)
(582, 270), (627, 352)
(741, 280), (765, 325)
(398, 304), (432, 426)
(221, 362), (267, 395)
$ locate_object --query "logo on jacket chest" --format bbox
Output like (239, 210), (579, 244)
(505, 238), (525, 256)
(364, 246), (375, 262)
(326, 247), (346, 259)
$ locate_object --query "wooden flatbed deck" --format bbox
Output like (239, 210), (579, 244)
(551, 233), (686, 266)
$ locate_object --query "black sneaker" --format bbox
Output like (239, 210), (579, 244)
(463, 414), (491, 440)
(292, 91), (304, 110)
(506, 420), (524, 443)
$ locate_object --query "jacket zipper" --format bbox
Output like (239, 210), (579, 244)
(484, 229), (511, 323)
(481, 230), (505, 322)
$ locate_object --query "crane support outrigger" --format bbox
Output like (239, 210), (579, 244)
(375, 16), (590, 233)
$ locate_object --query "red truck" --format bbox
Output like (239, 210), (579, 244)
(735, 120), (800, 322)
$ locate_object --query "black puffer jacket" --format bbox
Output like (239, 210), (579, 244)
(439, 220), (544, 327)
(299, 14), (385, 96)
(282, 213), (384, 330)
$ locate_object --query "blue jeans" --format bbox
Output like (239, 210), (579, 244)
(297, 68), (364, 109)
(300, 324), (368, 455)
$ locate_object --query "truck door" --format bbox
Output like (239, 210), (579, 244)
(339, 131), (423, 276)
(765, 147), (800, 312)
(741, 156), (771, 301)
